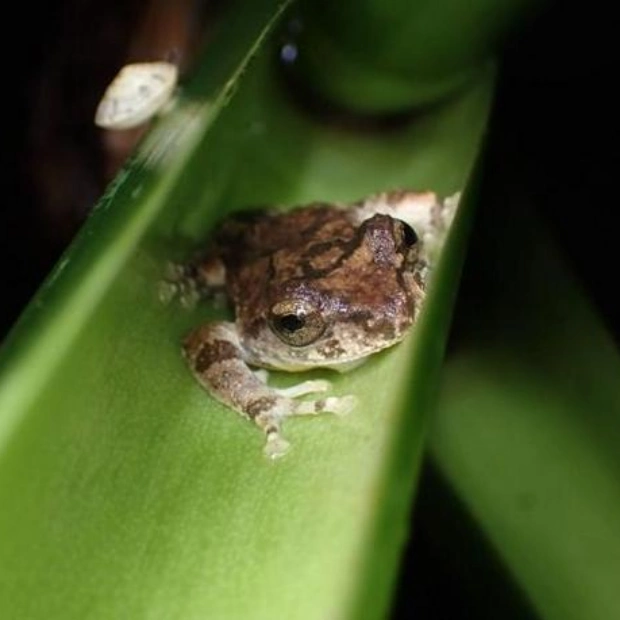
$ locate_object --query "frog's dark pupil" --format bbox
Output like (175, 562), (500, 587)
(278, 314), (305, 333)
(402, 223), (418, 247)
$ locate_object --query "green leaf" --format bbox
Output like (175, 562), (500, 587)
(293, 0), (539, 112)
(430, 193), (620, 619)
(0, 1), (496, 618)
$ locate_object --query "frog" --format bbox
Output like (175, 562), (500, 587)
(162, 190), (459, 458)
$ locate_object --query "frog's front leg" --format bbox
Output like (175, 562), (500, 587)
(183, 322), (355, 459)
(253, 369), (332, 399)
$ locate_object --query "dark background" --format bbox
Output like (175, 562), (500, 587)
(1, 0), (616, 617)
(396, 1), (616, 616)
(3, 1), (615, 340)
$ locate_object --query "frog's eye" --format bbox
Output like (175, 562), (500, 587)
(269, 300), (326, 347)
(397, 220), (418, 248)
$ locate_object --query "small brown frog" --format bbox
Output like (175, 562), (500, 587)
(162, 190), (458, 458)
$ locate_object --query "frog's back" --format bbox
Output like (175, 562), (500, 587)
(214, 205), (355, 267)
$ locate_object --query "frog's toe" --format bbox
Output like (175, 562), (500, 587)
(327, 394), (358, 417)
(164, 261), (185, 280)
(157, 280), (178, 304)
(275, 379), (331, 398)
(263, 434), (291, 460)
(179, 287), (200, 309)
(293, 394), (357, 417)
(443, 192), (461, 222)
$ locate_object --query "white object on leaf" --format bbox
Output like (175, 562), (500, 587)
(94, 62), (178, 130)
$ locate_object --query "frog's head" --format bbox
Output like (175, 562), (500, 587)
(240, 214), (425, 371)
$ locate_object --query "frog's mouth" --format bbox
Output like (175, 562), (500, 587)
(247, 353), (370, 374)
(242, 322), (407, 373)
(319, 358), (369, 373)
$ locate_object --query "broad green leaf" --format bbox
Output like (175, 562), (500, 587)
(0, 0), (498, 618)
(294, 0), (539, 112)
(430, 194), (620, 619)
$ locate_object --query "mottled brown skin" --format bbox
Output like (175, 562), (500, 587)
(166, 190), (456, 458)
(203, 204), (424, 370)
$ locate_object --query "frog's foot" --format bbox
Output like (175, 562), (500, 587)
(256, 394), (356, 459)
(421, 191), (460, 253)
(159, 258), (225, 308)
(158, 261), (201, 308)
(184, 322), (357, 459)
(158, 280), (201, 309)
(435, 191), (460, 229)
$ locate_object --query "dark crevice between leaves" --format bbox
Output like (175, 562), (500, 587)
(392, 462), (537, 620)
(392, 0), (619, 616)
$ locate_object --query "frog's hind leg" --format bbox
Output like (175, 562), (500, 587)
(159, 255), (226, 308)
(183, 322), (356, 459)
